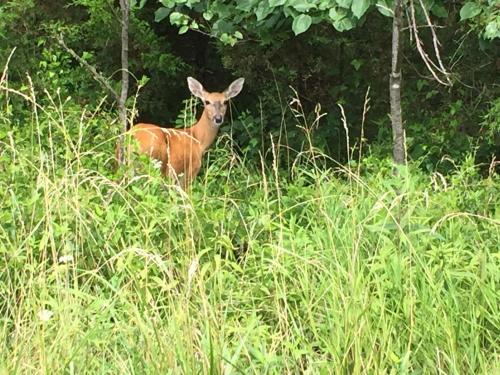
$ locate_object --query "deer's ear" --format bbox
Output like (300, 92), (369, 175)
(187, 77), (205, 99)
(224, 78), (245, 99)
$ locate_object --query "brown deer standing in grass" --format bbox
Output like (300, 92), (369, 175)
(119, 77), (244, 188)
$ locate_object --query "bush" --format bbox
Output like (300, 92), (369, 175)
(0, 89), (498, 373)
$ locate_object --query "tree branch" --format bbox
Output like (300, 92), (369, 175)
(417, 0), (450, 83)
(56, 34), (120, 102)
(408, 0), (452, 86)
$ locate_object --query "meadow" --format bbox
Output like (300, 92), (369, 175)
(0, 89), (498, 374)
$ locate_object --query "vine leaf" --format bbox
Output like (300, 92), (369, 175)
(352, 0), (370, 19)
(292, 14), (312, 35)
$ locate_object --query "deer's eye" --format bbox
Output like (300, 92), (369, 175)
(223, 100), (228, 105)
(204, 100), (210, 106)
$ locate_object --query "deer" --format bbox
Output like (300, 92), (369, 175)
(119, 77), (244, 189)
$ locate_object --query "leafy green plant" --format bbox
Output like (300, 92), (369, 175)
(460, 1), (500, 40)
(1, 79), (498, 373)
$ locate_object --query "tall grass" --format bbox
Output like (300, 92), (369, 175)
(0, 88), (498, 374)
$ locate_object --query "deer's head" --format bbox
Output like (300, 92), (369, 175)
(187, 77), (245, 126)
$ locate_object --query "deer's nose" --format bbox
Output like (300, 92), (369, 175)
(214, 116), (223, 125)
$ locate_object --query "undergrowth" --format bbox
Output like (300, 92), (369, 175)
(0, 92), (498, 374)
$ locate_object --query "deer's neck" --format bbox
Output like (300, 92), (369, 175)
(188, 110), (219, 153)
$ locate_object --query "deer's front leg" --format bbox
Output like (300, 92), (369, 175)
(180, 157), (201, 190)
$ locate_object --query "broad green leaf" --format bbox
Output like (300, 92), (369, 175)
(337, 0), (352, 8)
(376, 0), (393, 17)
(160, 0), (175, 7)
(283, 6), (295, 17)
(329, 7), (347, 22)
(484, 20), (499, 40)
(293, 4), (317, 12)
(460, 2), (482, 21)
(203, 10), (214, 21)
(256, 1), (274, 21)
(290, 0), (317, 12)
(332, 17), (354, 31)
(292, 14), (312, 35)
(269, 0), (287, 6)
(319, 0), (332, 10)
(234, 31), (243, 39)
(179, 25), (189, 34)
(170, 11), (185, 25)
(352, 0), (370, 19)
(154, 7), (170, 22)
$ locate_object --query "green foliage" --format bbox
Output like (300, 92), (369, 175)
(172, 97), (199, 128)
(480, 97), (500, 150)
(0, 0), (188, 123)
(352, 0), (371, 19)
(460, 2), (483, 20)
(142, 0), (499, 171)
(292, 13), (312, 35)
(0, 94), (498, 372)
(2, 0), (498, 171)
(460, 0), (500, 40)
(151, 0), (382, 44)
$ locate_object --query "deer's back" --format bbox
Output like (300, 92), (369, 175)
(130, 123), (202, 176)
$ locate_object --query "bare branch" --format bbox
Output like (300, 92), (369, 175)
(408, 0), (452, 86)
(410, 0), (451, 86)
(402, 24), (446, 31)
(56, 34), (120, 102)
(417, 0), (452, 85)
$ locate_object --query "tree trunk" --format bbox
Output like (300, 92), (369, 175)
(390, 0), (405, 165)
(117, 0), (129, 165)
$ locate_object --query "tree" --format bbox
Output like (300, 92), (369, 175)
(57, 0), (131, 164)
(390, 0), (404, 164)
(152, 0), (491, 165)
(117, 0), (130, 164)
